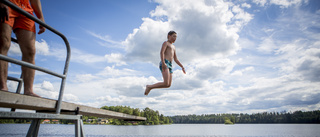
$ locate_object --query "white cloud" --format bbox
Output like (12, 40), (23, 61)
(276, 40), (320, 82)
(7, 38), (107, 65)
(252, 0), (268, 6)
(8, 42), (21, 56)
(35, 39), (50, 55)
(7, 80), (80, 103)
(257, 37), (277, 54)
(8, 39), (49, 56)
(104, 53), (127, 66)
(124, 0), (252, 64)
(253, 0), (308, 8)
(70, 48), (106, 64)
(123, 18), (169, 63)
(41, 80), (54, 91)
(97, 66), (141, 77)
(63, 66), (159, 103)
(241, 3), (251, 8)
(269, 0), (308, 8)
(296, 48), (320, 81)
(74, 74), (99, 83)
(231, 66), (255, 76)
(7, 81), (18, 92)
(86, 30), (124, 49)
(193, 58), (235, 80)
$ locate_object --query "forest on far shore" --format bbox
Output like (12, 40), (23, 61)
(170, 110), (320, 124)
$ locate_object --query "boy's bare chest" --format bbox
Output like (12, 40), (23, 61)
(166, 44), (175, 52)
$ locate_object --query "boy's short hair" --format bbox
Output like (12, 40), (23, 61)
(168, 31), (177, 36)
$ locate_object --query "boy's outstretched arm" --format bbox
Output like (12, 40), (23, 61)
(174, 50), (186, 74)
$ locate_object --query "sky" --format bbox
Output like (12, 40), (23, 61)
(2, 0), (320, 116)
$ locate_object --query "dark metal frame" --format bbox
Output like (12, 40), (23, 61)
(0, 111), (85, 136)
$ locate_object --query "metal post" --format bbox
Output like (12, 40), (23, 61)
(26, 120), (36, 136)
(15, 74), (23, 94)
(75, 115), (85, 137)
(10, 75), (22, 112)
(75, 118), (81, 137)
(56, 78), (66, 114)
(27, 119), (41, 137)
(80, 118), (85, 137)
(0, 112), (86, 136)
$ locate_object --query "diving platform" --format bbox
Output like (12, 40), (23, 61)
(0, 90), (146, 121)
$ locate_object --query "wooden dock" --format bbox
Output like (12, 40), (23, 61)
(0, 90), (146, 121)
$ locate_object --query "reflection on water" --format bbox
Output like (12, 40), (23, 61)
(1, 124), (319, 137)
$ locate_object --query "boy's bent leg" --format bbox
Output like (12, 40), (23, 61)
(163, 69), (171, 87)
(15, 29), (39, 97)
(145, 69), (171, 95)
(0, 23), (12, 91)
(168, 73), (172, 87)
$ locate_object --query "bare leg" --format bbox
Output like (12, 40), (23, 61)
(15, 29), (39, 97)
(0, 23), (12, 91)
(145, 68), (172, 95)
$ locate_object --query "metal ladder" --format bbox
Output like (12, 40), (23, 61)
(0, 0), (84, 136)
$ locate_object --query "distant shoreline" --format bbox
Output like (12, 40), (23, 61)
(170, 110), (320, 124)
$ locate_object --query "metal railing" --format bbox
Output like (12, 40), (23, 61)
(0, 0), (71, 114)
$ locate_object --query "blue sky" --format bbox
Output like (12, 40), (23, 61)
(3, 0), (320, 115)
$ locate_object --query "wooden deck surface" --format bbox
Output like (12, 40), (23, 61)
(0, 90), (146, 121)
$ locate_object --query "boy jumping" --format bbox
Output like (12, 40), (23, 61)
(145, 31), (186, 96)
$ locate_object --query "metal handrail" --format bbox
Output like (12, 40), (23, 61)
(0, 0), (71, 114)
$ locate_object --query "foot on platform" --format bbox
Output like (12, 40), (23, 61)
(0, 88), (9, 92)
(24, 93), (40, 97)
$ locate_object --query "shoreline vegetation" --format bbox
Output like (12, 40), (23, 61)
(98, 106), (173, 125)
(171, 110), (320, 124)
(1, 106), (319, 125)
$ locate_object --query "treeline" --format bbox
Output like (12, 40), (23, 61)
(101, 106), (173, 125)
(171, 110), (320, 124)
(0, 119), (31, 124)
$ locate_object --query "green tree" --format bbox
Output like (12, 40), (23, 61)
(153, 115), (160, 125)
(99, 105), (172, 125)
(230, 116), (235, 124)
(224, 117), (233, 124)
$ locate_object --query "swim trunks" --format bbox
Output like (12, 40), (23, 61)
(159, 59), (173, 73)
(4, 0), (36, 33)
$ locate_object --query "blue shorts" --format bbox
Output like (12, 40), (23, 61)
(159, 59), (173, 73)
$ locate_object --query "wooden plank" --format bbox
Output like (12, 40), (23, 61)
(0, 90), (56, 111)
(0, 90), (146, 121)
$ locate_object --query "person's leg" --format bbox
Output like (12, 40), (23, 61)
(15, 29), (39, 97)
(145, 68), (172, 95)
(0, 23), (12, 91)
(168, 73), (172, 87)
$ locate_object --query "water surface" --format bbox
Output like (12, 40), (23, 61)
(0, 124), (319, 137)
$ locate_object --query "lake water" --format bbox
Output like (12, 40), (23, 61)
(0, 124), (319, 137)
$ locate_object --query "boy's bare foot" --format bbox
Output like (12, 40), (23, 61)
(144, 85), (151, 96)
(24, 92), (40, 97)
(0, 87), (9, 92)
